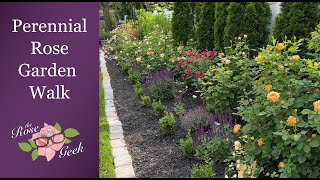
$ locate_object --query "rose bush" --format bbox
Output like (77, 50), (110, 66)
(197, 35), (259, 113)
(235, 37), (320, 178)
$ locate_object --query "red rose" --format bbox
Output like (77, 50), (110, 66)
(202, 73), (206, 77)
(202, 51), (208, 57)
(195, 54), (200, 59)
(177, 61), (183, 67)
(209, 51), (215, 57)
(186, 58), (191, 64)
(195, 71), (201, 78)
(181, 76), (185, 81)
(186, 68), (192, 74)
(187, 50), (194, 56)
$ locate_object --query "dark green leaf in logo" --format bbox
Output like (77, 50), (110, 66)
(64, 128), (80, 138)
(31, 149), (38, 161)
(64, 138), (72, 144)
(28, 139), (37, 149)
(54, 122), (62, 132)
(18, 142), (32, 152)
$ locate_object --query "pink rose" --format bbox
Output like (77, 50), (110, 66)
(31, 123), (65, 162)
(225, 59), (231, 64)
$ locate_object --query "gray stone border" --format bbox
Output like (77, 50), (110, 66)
(100, 49), (135, 178)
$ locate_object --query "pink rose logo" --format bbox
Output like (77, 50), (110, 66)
(18, 122), (80, 162)
(31, 123), (65, 161)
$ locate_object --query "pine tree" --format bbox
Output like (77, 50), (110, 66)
(195, 2), (215, 51)
(191, 2), (203, 43)
(214, 2), (230, 52)
(243, 2), (271, 49)
(224, 2), (247, 47)
(273, 2), (320, 41)
(172, 2), (194, 46)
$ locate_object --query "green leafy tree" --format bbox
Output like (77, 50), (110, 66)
(191, 2), (203, 43)
(273, 2), (320, 41)
(224, 2), (247, 47)
(243, 2), (271, 50)
(196, 2), (215, 51)
(172, 2), (194, 46)
(214, 2), (230, 52)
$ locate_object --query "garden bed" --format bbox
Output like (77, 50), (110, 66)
(105, 53), (226, 178)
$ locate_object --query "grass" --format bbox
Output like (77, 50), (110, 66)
(99, 71), (116, 178)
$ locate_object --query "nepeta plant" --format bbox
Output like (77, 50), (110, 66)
(146, 69), (175, 101)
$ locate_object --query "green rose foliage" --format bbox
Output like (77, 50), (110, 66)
(236, 37), (320, 178)
(197, 36), (259, 113)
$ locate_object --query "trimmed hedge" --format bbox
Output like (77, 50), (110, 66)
(172, 2), (193, 46)
(273, 2), (320, 41)
(243, 2), (271, 50)
(214, 2), (230, 52)
(195, 2), (215, 51)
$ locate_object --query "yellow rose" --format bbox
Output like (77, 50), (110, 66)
(278, 64), (284, 70)
(233, 124), (241, 134)
(291, 55), (300, 60)
(279, 162), (285, 168)
(169, 58), (175, 63)
(275, 43), (285, 51)
(267, 91), (280, 103)
(257, 138), (263, 147)
(237, 164), (247, 178)
(234, 141), (241, 150)
(255, 55), (263, 62)
(314, 100), (320, 113)
(264, 84), (272, 92)
(136, 57), (142, 62)
(211, 67), (217, 73)
(287, 116), (297, 125)
(177, 45), (184, 50)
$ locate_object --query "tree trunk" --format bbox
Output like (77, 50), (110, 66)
(101, 2), (112, 32)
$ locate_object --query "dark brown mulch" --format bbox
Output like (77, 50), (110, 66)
(105, 54), (225, 178)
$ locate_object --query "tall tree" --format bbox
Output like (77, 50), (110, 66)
(101, 2), (112, 32)
(214, 2), (230, 52)
(224, 2), (247, 47)
(243, 2), (271, 49)
(196, 2), (215, 51)
(172, 2), (193, 46)
(273, 2), (320, 41)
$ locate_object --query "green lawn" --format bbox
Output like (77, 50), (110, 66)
(99, 71), (115, 178)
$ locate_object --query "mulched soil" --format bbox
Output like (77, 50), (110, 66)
(105, 53), (225, 178)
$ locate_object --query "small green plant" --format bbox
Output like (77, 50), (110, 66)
(134, 82), (142, 91)
(191, 163), (215, 178)
(180, 129), (195, 157)
(152, 101), (166, 117)
(128, 70), (141, 84)
(174, 102), (186, 117)
(159, 112), (176, 135)
(195, 136), (233, 164)
(141, 95), (151, 106)
(134, 87), (144, 98)
(118, 61), (129, 75)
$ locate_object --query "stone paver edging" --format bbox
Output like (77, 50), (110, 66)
(100, 49), (135, 178)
